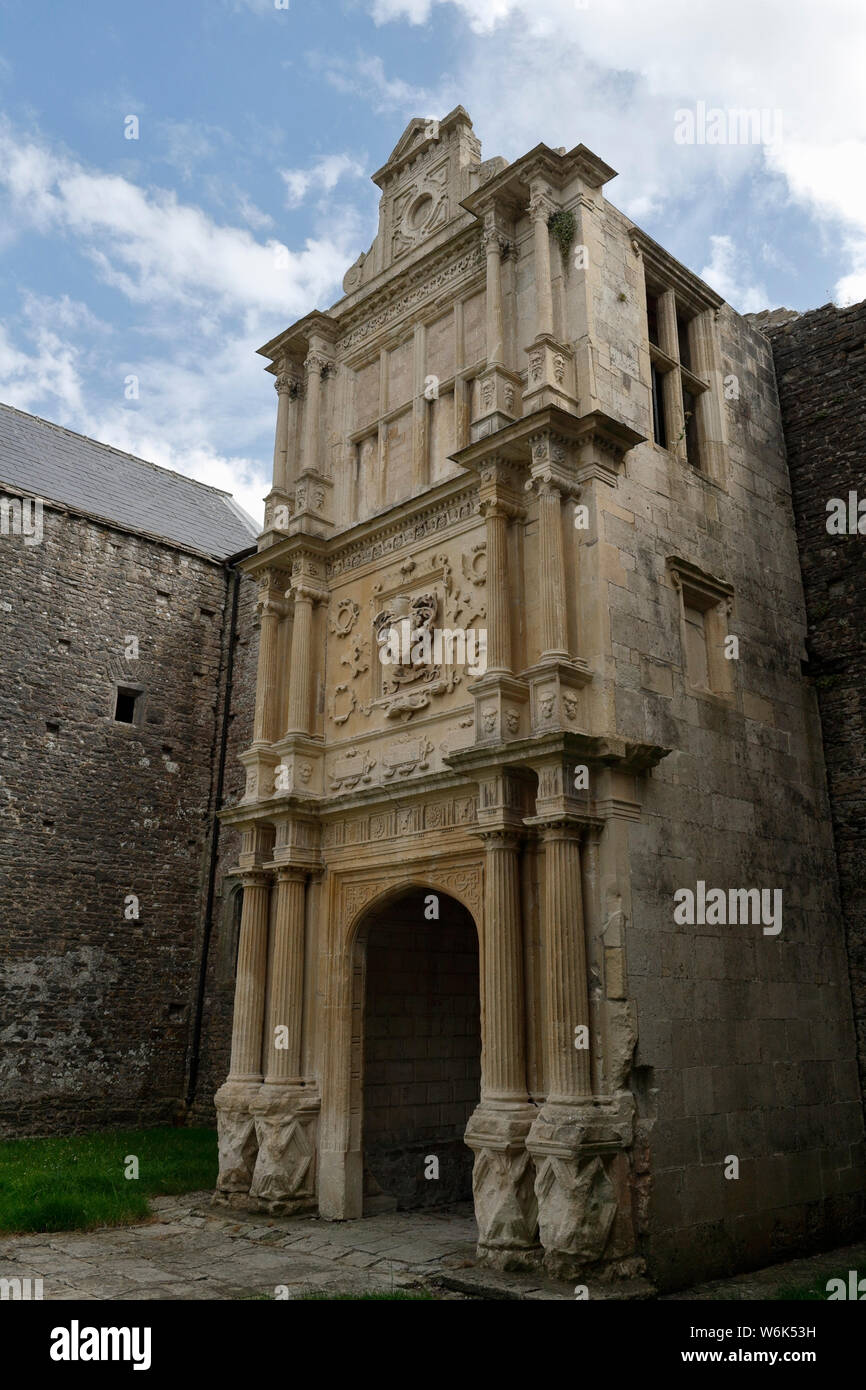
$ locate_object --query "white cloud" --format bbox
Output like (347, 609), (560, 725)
(367, 0), (866, 307)
(281, 153), (367, 208)
(699, 235), (769, 314)
(317, 53), (439, 115)
(0, 121), (356, 327)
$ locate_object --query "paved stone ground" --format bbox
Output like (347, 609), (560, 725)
(1, 1194), (863, 1301)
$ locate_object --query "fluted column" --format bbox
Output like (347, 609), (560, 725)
(539, 824), (591, 1101)
(529, 184), (554, 340)
(228, 871), (271, 1082)
(272, 369), (293, 492)
(253, 581), (285, 745)
(483, 221), (505, 366)
(285, 585), (315, 736)
(263, 868), (307, 1084)
(302, 342), (330, 475)
(480, 831), (528, 1101)
(481, 500), (512, 674)
(537, 481), (568, 658)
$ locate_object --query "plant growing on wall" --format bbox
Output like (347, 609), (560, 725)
(548, 208), (576, 272)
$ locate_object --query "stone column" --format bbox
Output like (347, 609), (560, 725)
(688, 309), (726, 479)
(538, 823), (591, 1101)
(248, 866), (319, 1212)
(529, 184), (555, 341)
(658, 288), (685, 458)
(480, 832), (528, 1102)
(253, 580), (285, 745)
(537, 481), (569, 659)
(465, 829), (540, 1268)
(285, 585), (316, 736)
(272, 369), (293, 493)
(302, 340), (330, 475)
(215, 868), (271, 1199)
(228, 871), (271, 1082)
(483, 221), (505, 366)
(263, 868), (307, 1085)
(528, 821), (624, 1278)
(481, 499), (512, 675)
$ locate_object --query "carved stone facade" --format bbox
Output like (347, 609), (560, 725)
(213, 107), (865, 1288)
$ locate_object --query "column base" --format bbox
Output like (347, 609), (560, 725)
(247, 1085), (320, 1214)
(527, 1094), (635, 1280)
(214, 1080), (261, 1197)
(464, 1102), (541, 1269)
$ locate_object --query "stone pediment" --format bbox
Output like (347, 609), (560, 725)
(342, 106), (501, 296)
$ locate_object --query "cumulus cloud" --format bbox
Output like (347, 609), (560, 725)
(281, 153), (367, 208)
(367, 0), (866, 306)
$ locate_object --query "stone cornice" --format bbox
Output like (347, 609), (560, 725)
(631, 227), (724, 315)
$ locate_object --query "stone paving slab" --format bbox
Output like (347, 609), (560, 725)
(3, 1193), (863, 1302)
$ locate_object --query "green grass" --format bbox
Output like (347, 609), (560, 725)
(0, 1126), (218, 1235)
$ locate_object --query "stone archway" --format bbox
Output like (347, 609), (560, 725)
(357, 887), (481, 1213)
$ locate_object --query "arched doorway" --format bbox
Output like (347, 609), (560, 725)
(358, 888), (481, 1213)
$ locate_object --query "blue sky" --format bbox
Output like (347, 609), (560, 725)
(0, 0), (863, 521)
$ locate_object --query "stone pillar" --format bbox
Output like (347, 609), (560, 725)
(465, 829), (540, 1268)
(253, 579), (285, 745)
(527, 821), (624, 1278)
(480, 832), (528, 1102)
(214, 868), (271, 1199)
(263, 868), (307, 1085)
(228, 871), (271, 1082)
(529, 184), (555, 341)
(302, 338), (331, 475)
(484, 222), (505, 366)
(248, 866), (319, 1212)
(538, 823), (591, 1102)
(481, 499), (512, 675)
(688, 309), (726, 479)
(658, 288), (685, 458)
(285, 585), (315, 736)
(272, 368), (293, 493)
(537, 481), (569, 659)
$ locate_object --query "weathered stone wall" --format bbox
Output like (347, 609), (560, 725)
(187, 575), (259, 1123)
(362, 894), (480, 1208)
(0, 495), (255, 1136)
(761, 300), (866, 1113)
(597, 284), (866, 1287)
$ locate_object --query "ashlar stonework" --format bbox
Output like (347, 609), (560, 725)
(213, 108), (865, 1289)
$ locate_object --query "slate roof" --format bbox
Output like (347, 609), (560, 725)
(0, 402), (259, 560)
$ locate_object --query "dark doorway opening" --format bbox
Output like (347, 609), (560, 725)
(362, 889), (481, 1213)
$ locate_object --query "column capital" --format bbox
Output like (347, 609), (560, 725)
(275, 865), (308, 884)
(238, 868), (272, 888)
(528, 183), (556, 222)
(478, 828), (522, 851)
(274, 363), (304, 397)
(303, 349), (334, 378)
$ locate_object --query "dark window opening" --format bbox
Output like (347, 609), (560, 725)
(114, 687), (140, 723)
(682, 387), (699, 466)
(677, 314), (692, 371)
(646, 295), (660, 347)
(651, 364), (667, 448)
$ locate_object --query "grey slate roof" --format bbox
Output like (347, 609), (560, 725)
(0, 402), (259, 560)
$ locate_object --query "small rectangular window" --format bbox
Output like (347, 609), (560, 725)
(682, 386), (699, 467)
(651, 364), (667, 448)
(114, 687), (140, 724)
(646, 295), (660, 347)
